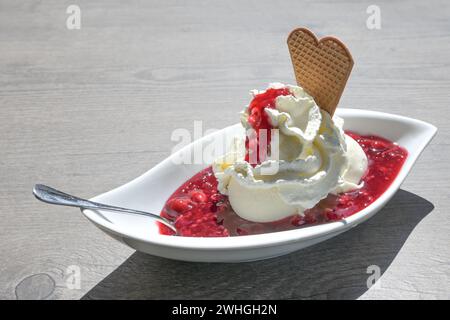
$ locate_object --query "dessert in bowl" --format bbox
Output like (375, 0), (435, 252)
(81, 105), (436, 262)
(80, 28), (436, 262)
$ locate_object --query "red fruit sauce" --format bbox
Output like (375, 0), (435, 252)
(245, 87), (291, 164)
(159, 88), (408, 237)
(159, 132), (408, 237)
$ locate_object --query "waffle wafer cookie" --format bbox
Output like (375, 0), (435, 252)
(287, 27), (353, 116)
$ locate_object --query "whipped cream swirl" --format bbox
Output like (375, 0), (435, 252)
(213, 83), (367, 222)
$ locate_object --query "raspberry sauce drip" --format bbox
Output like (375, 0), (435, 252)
(244, 87), (291, 164)
(159, 132), (408, 237)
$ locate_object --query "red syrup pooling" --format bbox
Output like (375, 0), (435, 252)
(159, 132), (408, 237)
(245, 87), (291, 164)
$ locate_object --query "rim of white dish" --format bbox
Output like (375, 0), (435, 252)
(82, 109), (437, 250)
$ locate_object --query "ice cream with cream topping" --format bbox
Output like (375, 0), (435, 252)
(213, 83), (368, 223)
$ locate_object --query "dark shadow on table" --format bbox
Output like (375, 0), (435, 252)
(82, 189), (433, 300)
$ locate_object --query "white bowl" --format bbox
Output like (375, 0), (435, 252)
(82, 109), (436, 262)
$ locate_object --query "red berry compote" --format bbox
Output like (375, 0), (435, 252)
(159, 131), (408, 237)
(159, 88), (408, 237)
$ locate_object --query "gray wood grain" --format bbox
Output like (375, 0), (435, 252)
(0, 0), (449, 299)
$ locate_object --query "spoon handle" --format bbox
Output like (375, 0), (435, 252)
(33, 184), (177, 233)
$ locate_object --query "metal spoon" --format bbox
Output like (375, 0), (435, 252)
(32, 184), (177, 234)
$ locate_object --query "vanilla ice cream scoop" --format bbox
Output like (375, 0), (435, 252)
(213, 83), (368, 223)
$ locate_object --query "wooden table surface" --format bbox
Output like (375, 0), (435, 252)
(1, 0), (449, 300)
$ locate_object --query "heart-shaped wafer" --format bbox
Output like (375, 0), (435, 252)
(287, 27), (353, 116)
